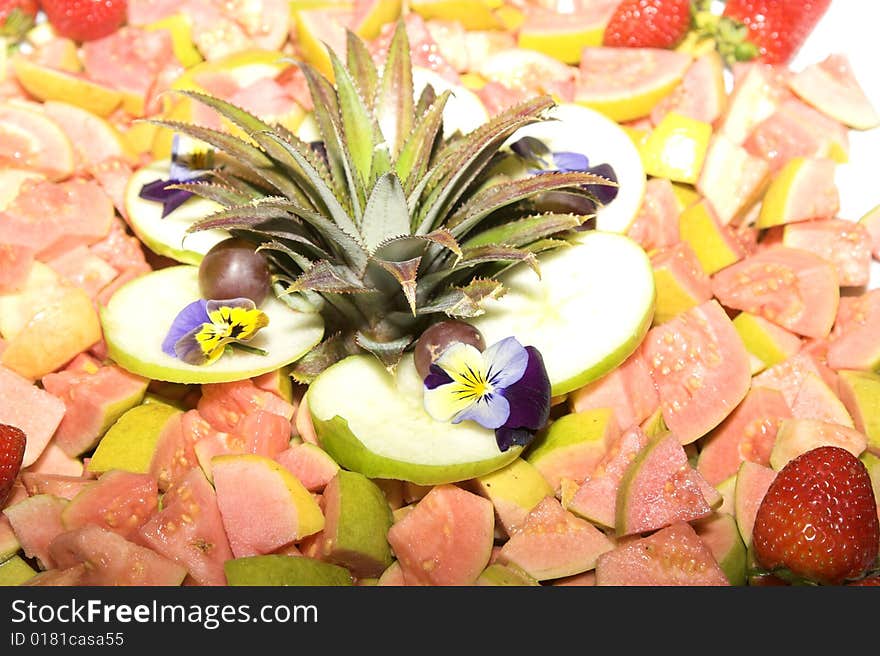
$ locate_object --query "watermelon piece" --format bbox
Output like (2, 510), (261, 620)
(81, 27), (179, 117)
(319, 469), (394, 579)
(782, 219), (872, 287)
(23, 438), (84, 477)
(644, 300), (751, 444)
(139, 466), (234, 586)
(274, 443), (340, 492)
(47, 245), (119, 299)
(712, 246), (840, 339)
(596, 521), (728, 586)
(651, 51), (726, 126)
(61, 470), (158, 540)
(213, 454), (324, 558)
(719, 63), (792, 146)
(752, 351), (838, 409)
(0, 365), (65, 468)
(788, 373), (854, 427)
(568, 347), (659, 433)
(837, 370), (880, 455)
(49, 525), (187, 585)
(732, 312), (802, 374)
(525, 408), (618, 491)
(21, 564), (86, 586)
(2, 494), (68, 570)
(224, 555), (354, 586)
(770, 419), (868, 471)
(616, 432), (715, 536)
(678, 199), (747, 274)
(42, 357), (148, 457)
(0, 243), (35, 294)
(0, 179), (114, 262)
(694, 513), (748, 586)
(193, 410), (292, 478)
(0, 103), (75, 181)
(745, 99), (850, 173)
(696, 387), (791, 486)
(473, 458), (553, 535)
(387, 484), (494, 586)
(565, 426), (649, 529)
(650, 242), (714, 324)
(0, 515), (20, 561)
(88, 217), (149, 276)
(20, 473), (91, 500)
(827, 289), (880, 371)
(733, 460), (776, 546)
(198, 379), (296, 433)
(788, 54), (880, 131)
(625, 177), (681, 253)
(42, 101), (127, 171)
(496, 497), (615, 581)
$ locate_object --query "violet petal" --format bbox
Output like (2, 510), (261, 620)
(483, 336), (528, 390)
(499, 346), (551, 432)
(494, 427), (536, 452)
(162, 299), (209, 358)
(552, 151), (589, 172)
(424, 363), (454, 390)
(452, 392), (510, 430)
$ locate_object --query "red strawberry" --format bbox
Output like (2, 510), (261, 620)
(0, 0), (37, 39)
(0, 423), (26, 507)
(40, 0), (128, 42)
(603, 0), (693, 49)
(752, 446), (880, 585)
(722, 0), (832, 64)
(849, 576), (880, 587)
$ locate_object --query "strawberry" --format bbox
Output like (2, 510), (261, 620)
(603, 0), (693, 49)
(722, 0), (832, 64)
(0, 423), (26, 507)
(39, 0), (128, 42)
(849, 576), (880, 587)
(0, 0), (37, 40)
(752, 446), (880, 585)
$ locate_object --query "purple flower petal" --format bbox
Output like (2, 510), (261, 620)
(494, 427), (536, 452)
(173, 326), (213, 365)
(162, 299), (209, 357)
(587, 162), (619, 205)
(424, 363), (454, 390)
(483, 336), (528, 390)
(499, 346), (551, 432)
(510, 136), (551, 162)
(552, 151), (589, 172)
(452, 392), (510, 430)
(138, 178), (208, 218)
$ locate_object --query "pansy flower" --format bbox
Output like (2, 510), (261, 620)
(139, 134), (214, 217)
(423, 336), (551, 452)
(162, 298), (270, 366)
(510, 136), (620, 207)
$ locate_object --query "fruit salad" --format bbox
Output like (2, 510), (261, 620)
(0, 0), (878, 587)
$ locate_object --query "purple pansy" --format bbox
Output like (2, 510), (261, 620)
(423, 336), (551, 452)
(139, 134), (213, 218)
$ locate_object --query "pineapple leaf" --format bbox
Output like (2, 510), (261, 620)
(446, 171), (610, 237)
(165, 181), (256, 208)
(256, 238), (323, 270)
(354, 331), (412, 370)
(396, 89), (451, 194)
(417, 278), (506, 318)
(290, 333), (357, 383)
(375, 19), (414, 157)
(412, 95), (556, 234)
(257, 130), (363, 248)
(346, 30), (379, 105)
(329, 47), (377, 188)
(372, 256), (421, 315)
(298, 61), (365, 215)
(148, 119), (272, 167)
(287, 260), (378, 294)
(360, 173), (411, 254)
(524, 237), (575, 254)
(462, 212), (586, 249)
(415, 82), (436, 116)
(185, 199), (300, 232)
(456, 244), (541, 277)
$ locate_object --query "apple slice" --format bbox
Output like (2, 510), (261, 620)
(124, 160), (230, 265)
(307, 354), (521, 485)
(101, 265), (324, 384)
(469, 230), (655, 396)
(505, 103), (646, 234)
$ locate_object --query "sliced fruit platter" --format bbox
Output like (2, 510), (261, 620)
(0, 0), (878, 587)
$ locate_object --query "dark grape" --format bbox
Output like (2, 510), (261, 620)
(198, 238), (271, 305)
(414, 321), (486, 379)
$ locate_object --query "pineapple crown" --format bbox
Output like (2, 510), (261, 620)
(153, 20), (615, 382)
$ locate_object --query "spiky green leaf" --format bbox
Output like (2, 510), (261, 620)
(165, 181), (256, 208)
(375, 19), (414, 156)
(417, 278), (505, 318)
(354, 331), (412, 370)
(396, 89), (451, 192)
(372, 256), (421, 315)
(329, 48), (376, 187)
(346, 30), (379, 104)
(287, 260), (377, 295)
(462, 213), (585, 249)
(360, 173), (411, 253)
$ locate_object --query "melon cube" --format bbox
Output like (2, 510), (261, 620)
(3, 494), (68, 570)
(0, 243), (35, 294)
(0, 365), (65, 468)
